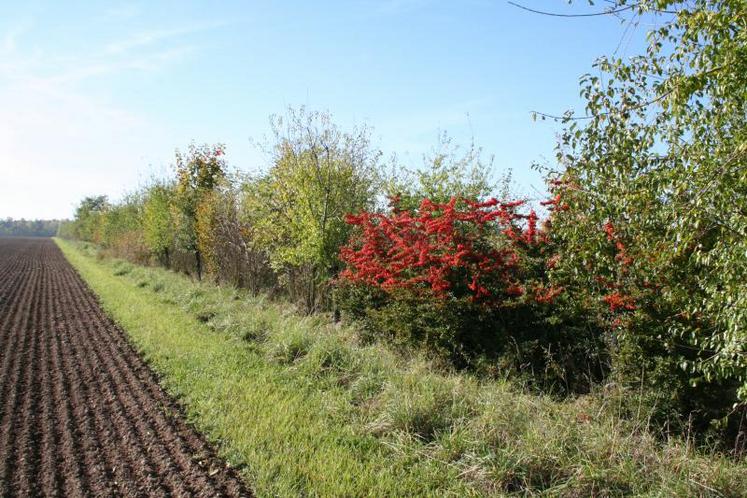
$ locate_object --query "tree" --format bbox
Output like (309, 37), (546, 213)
(546, 0), (747, 431)
(73, 195), (109, 242)
(386, 132), (498, 210)
(245, 107), (383, 312)
(143, 181), (176, 267)
(173, 143), (226, 280)
(0, 218), (61, 237)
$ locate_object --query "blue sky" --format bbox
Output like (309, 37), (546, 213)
(0, 0), (646, 219)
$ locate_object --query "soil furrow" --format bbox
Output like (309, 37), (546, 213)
(0, 254), (41, 490)
(41, 255), (81, 497)
(12, 256), (47, 496)
(69, 304), (205, 496)
(57, 268), (177, 497)
(69, 276), (237, 496)
(52, 249), (173, 496)
(48, 253), (125, 496)
(37, 260), (61, 496)
(0, 238), (250, 497)
(0, 247), (38, 407)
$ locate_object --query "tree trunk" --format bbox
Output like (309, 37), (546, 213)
(195, 249), (203, 281)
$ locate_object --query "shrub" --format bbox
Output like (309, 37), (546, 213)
(337, 195), (606, 391)
(72, 195), (109, 243)
(385, 131), (496, 211)
(197, 179), (276, 292)
(143, 181), (176, 267)
(339, 196), (541, 301)
(173, 143), (227, 280)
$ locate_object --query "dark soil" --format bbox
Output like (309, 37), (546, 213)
(0, 238), (251, 497)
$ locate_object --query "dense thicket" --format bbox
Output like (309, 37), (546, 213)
(63, 0), (746, 451)
(0, 218), (62, 237)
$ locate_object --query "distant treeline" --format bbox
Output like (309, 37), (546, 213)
(0, 218), (63, 237)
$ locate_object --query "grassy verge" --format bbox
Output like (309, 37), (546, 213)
(56, 238), (747, 497)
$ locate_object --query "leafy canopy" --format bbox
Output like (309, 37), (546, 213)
(550, 0), (747, 401)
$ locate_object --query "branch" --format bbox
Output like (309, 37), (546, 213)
(532, 64), (724, 121)
(529, 90), (671, 122)
(507, 1), (634, 17)
(511, 1), (681, 17)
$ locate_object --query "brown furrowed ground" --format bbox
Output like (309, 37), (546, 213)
(0, 238), (251, 497)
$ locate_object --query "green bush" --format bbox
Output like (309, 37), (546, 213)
(242, 107), (383, 312)
(335, 282), (607, 394)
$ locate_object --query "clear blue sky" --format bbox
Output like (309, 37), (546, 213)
(0, 0), (646, 219)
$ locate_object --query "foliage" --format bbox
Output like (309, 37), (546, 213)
(142, 181), (176, 266)
(97, 192), (148, 262)
(72, 195), (109, 242)
(173, 143), (227, 279)
(196, 177), (276, 291)
(547, 0), (747, 434)
(386, 132), (498, 211)
(244, 107), (383, 311)
(336, 196), (604, 388)
(0, 218), (62, 237)
(340, 196), (540, 302)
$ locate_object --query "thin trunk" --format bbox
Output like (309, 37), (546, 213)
(195, 249), (203, 281)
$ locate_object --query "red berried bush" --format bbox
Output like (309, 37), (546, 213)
(339, 196), (557, 305)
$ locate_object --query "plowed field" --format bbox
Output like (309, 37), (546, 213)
(0, 237), (250, 497)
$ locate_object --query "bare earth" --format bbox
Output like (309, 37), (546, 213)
(0, 237), (251, 497)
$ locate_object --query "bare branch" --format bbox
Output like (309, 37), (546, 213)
(507, 1), (634, 18)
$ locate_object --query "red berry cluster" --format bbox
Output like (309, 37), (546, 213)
(602, 292), (637, 312)
(340, 196), (556, 304)
(601, 221), (636, 313)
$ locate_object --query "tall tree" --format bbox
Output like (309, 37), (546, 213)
(73, 195), (109, 242)
(143, 181), (176, 267)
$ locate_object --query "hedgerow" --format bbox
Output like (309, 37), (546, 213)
(63, 0), (747, 451)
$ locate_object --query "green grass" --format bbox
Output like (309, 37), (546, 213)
(57, 239), (747, 497)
